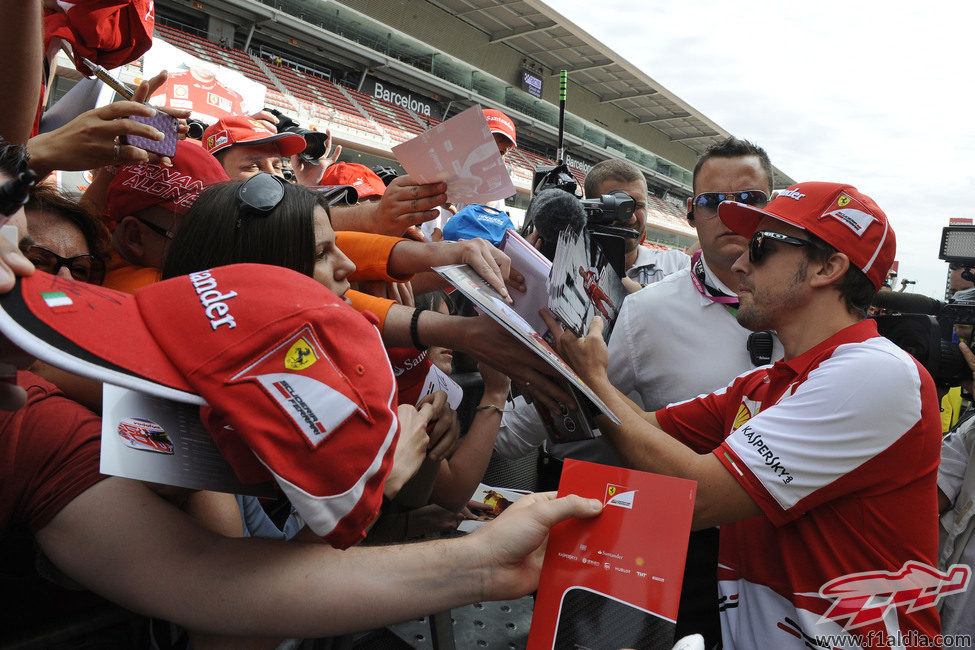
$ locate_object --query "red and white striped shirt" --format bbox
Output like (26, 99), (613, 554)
(657, 319), (943, 649)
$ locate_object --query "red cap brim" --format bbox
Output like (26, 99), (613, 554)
(235, 132), (307, 158)
(718, 201), (804, 239)
(0, 272), (201, 403)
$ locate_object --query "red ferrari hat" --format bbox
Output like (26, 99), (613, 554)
(482, 109), (517, 147)
(718, 181), (895, 291)
(0, 264), (398, 549)
(202, 116), (306, 157)
(319, 162), (387, 200)
(106, 139), (229, 219)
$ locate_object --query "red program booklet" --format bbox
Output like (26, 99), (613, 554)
(527, 459), (696, 650)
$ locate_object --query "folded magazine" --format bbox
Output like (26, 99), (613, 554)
(433, 263), (621, 439)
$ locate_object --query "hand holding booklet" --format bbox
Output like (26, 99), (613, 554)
(527, 460), (696, 650)
(433, 262), (621, 441)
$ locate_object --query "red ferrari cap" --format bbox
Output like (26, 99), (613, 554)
(106, 139), (229, 219)
(0, 264), (398, 549)
(718, 181), (895, 291)
(202, 116), (306, 157)
(483, 109), (517, 147)
(319, 162), (386, 199)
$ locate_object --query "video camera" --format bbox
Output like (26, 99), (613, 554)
(524, 162), (638, 277)
(871, 224), (975, 388)
(266, 109), (330, 165)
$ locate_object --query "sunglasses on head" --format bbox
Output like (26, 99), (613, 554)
(21, 244), (105, 284)
(949, 262), (967, 271)
(693, 190), (769, 215)
(236, 172), (287, 229)
(749, 230), (811, 264)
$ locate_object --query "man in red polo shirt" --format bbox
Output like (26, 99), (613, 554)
(549, 182), (945, 648)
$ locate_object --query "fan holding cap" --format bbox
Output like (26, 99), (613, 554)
(545, 182), (944, 648)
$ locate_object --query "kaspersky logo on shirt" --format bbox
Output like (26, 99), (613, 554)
(739, 424), (793, 484)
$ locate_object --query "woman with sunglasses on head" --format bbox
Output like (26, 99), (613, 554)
(168, 172), (574, 408)
(164, 172), (442, 514)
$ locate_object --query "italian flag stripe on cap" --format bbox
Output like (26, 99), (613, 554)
(41, 291), (72, 308)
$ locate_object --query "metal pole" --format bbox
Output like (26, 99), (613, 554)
(556, 69), (567, 162)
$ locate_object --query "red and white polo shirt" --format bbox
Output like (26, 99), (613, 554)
(657, 319), (943, 649)
(151, 69), (244, 123)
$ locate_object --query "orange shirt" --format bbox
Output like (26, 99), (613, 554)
(336, 232), (410, 282)
(103, 250), (161, 294)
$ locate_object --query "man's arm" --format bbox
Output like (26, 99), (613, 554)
(331, 175), (447, 237)
(547, 312), (761, 530)
(381, 306), (574, 411)
(37, 477), (601, 637)
(0, 0), (40, 143)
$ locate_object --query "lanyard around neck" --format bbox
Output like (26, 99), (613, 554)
(690, 250), (738, 314)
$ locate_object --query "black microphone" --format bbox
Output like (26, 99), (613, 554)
(526, 188), (587, 260)
(871, 291), (944, 315)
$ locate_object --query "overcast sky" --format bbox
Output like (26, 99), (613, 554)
(550, 0), (972, 299)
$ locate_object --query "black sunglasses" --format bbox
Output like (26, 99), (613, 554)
(236, 172), (287, 229)
(693, 190), (769, 215)
(21, 244), (105, 284)
(749, 231), (811, 264)
(135, 216), (176, 240)
(949, 262), (967, 271)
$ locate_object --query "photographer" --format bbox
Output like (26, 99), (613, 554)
(582, 159), (689, 292)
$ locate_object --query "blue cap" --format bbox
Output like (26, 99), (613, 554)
(442, 205), (514, 246)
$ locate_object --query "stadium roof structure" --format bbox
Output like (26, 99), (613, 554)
(422, 0), (793, 185)
(427, 0), (723, 154)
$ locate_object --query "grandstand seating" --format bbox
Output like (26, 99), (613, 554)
(150, 23), (691, 242)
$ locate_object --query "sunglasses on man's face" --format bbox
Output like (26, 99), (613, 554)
(692, 190), (769, 216)
(21, 244), (105, 284)
(748, 230), (811, 264)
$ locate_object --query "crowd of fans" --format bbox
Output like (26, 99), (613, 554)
(2, 2), (974, 649)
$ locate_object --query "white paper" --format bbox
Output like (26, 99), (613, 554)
(415, 363), (464, 409)
(433, 263), (621, 426)
(392, 105), (516, 206)
(499, 228), (553, 335)
(100, 383), (276, 497)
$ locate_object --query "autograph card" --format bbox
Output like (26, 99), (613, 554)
(392, 105), (515, 206)
(100, 384), (275, 496)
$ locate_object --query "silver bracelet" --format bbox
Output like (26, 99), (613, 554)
(475, 403), (511, 415)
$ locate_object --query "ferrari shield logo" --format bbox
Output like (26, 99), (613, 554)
(605, 484), (635, 509)
(285, 337), (318, 370)
(733, 403), (752, 429)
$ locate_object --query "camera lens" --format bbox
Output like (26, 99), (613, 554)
(300, 131), (328, 162)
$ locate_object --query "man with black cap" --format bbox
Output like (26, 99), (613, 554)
(550, 182), (943, 648)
